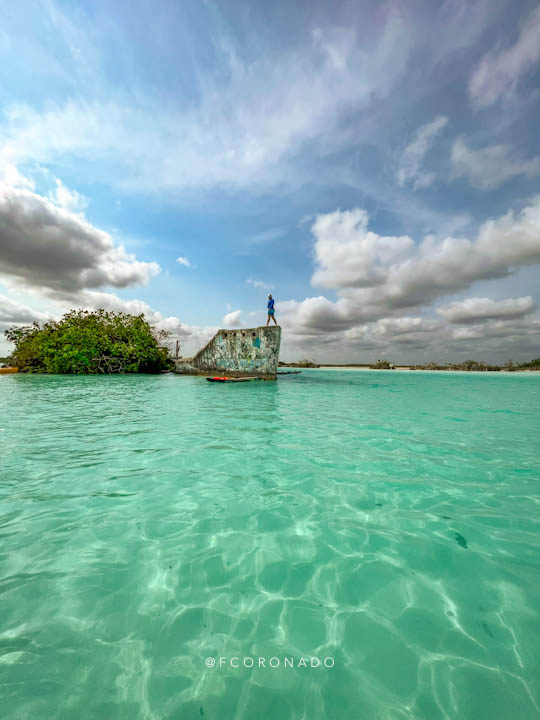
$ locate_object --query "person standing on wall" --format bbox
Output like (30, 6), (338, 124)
(266, 294), (277, 326)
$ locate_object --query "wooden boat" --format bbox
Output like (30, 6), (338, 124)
(206, 376), (260, 383)
(0, 367), (18, 374)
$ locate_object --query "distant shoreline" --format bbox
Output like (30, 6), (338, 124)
(281, 365), (540, 374)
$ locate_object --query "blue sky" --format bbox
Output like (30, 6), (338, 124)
(1, 0), (540, 362)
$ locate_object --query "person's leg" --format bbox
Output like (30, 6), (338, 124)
(266, 314), (270, 326)
(273, 314), (278, 325)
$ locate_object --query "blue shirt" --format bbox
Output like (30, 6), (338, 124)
(267, 298), (275, 310)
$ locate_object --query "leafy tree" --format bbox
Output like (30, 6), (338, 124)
(4, 309), (171, 374)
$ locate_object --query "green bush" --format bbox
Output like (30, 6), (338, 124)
(4, 309), (171, 374)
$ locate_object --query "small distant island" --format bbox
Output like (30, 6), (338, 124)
(279, 359), (321, 368)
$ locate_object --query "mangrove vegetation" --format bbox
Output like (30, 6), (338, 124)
(4, 309), (171, 374)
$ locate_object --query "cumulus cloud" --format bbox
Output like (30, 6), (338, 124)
(469, 5), (540, 108)
(451, 137), (540, 190)
(246, 277), (273, 290)
(0, 164), (35, 191)
(176, 256), (191, 267)
(448, 314), (540, 349)
(0, 294), (51, 333)
(0, 286), (215, 350)
(0, 288), (216, 357)
(279, 306), (540, 364)
(75, 290), (217, 356)
(396, 116), (448, 190)
(277, 296), (351, 334)
(438, 296), (535, 324)
(372, 316), (439, 338)
(279, 199), (540, 336)
(223, 309), (242, 327)
(0, 170), (218, 356)
(311, 209), (413, 290)
(73, 290), (191, 336)
(343, 316), (441, 351)
(0, 175), (160, 297)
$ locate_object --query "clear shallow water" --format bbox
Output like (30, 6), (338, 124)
(1, 370), (539, 720)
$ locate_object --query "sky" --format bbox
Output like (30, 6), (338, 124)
(1, 0), (540, 363)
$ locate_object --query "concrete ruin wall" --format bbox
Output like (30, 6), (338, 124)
(174, 326), (281, 379)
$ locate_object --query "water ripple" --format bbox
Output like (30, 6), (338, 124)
(0, 370), (539, 719)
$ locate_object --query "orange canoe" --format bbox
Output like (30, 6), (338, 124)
(0, 367), (18, 374)
(206, 376), (260, 383)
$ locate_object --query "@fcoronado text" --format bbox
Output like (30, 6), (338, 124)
(205, 656), (335, 669)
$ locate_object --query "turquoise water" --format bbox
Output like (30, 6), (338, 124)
(1, 370), (539, 720)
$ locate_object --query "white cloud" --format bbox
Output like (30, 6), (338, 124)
(469, 5), (540, 108)
(372, 316), (439, 337)
(279, 307), (540, 364)
(280, 199), (540, 335)
(247, 229), (286, 244)
(449, 314), (540, 346)
(74, 290), (191, 336)
(396, 116), (448, 190)
(343, 316), (441, 350)
(0, 169), (220, 355)
(176, 256), (191, 267)
(48, 177), (88, 213)
(279, 296), (353, 334)
(246, 277), (273, 290)
(0, 294), (51, 334)
(0, 287), (217, 358)
(0, 10), (416, 194)
(0, 170), (159, 297)
(223, 309), (242, 327)
(451, 137), (540, 190)
(73, 291), (216, 357)
(438, 296), (535, 324)
(311, 208), (413, 290)
(0, 163), (35, 191)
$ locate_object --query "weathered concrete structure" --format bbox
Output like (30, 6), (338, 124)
(174, 326), (281, 379)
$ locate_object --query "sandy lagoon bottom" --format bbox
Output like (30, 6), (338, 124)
(1, 370), (539, 719)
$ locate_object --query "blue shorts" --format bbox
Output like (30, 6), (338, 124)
(268, 309), (275, 315)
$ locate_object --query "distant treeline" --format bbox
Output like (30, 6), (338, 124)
(278, 358), (540, 371)
(373, 359), (540, 371)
